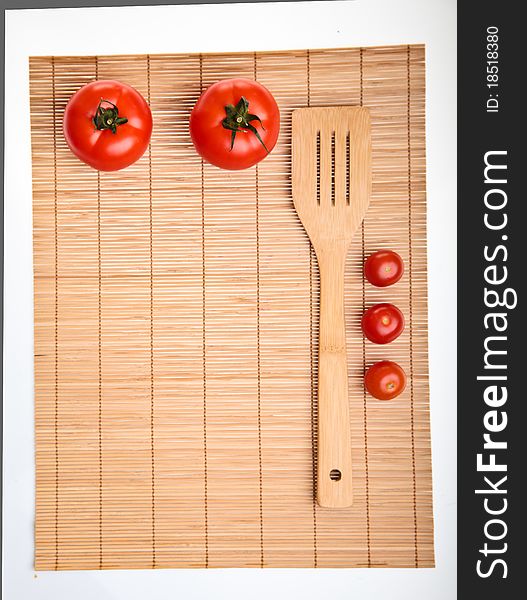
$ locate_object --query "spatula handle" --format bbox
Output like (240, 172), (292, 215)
(316, 248), (353, 508)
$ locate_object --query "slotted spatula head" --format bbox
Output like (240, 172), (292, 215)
(292, 106), (371, 253)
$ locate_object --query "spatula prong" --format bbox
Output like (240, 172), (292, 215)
(318, 130), (332, 207)
(334, 129), (348, 207)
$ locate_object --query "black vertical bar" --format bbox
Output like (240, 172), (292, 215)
(459, 2), (523, 598)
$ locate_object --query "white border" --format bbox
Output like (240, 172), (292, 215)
(3, 2), (457, 599)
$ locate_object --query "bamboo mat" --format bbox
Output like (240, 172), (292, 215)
(30, 45), (433, 570)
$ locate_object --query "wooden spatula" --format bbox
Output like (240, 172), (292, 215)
(292, 107), (371, 508)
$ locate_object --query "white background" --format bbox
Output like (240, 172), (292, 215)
(3, 1), (457, 598)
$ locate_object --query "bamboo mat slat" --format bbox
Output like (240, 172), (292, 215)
(30, 45), (434, 570)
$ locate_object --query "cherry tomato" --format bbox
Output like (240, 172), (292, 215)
(361, 302), (404, 344)
(365, 360), (407, 400)
(364, 250), (404, 287)
(63, 79), (152, 171)
(190, 78), (280, 170)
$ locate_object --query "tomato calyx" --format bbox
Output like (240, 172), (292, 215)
(221, 96), (269, 153)
(92, 98), (128, 134)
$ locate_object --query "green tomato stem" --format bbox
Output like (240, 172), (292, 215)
(221, 96), (269, 153)
(93, 99), (128, 134)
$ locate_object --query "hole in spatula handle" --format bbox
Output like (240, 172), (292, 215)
(329, 469), (342, 481)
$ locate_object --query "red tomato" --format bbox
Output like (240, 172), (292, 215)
(190, 78), (280, 170)
(63, 80), (152, 171)
(365, 360), (407, 400)
(361, 303), (404, 344)
(364, 250), (404, 287)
